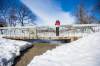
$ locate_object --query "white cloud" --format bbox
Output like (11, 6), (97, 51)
(21, 0), (77, 26)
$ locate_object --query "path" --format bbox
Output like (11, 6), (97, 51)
(13, 43), (57, 66)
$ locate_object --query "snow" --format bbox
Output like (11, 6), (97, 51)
(0, 37), (32, 66)
(28, 32), (100, 66)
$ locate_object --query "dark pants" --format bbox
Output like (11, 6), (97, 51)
(56, 27), (59, 36)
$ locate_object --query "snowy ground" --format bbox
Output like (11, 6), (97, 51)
(0, 38), (32, 66)
(28, 32), (100, 66)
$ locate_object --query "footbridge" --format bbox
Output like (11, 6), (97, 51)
(0, 24), (100, 41)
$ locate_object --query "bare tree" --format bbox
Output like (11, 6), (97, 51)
(76, 3), (96, 32)
(0, 7), (8, 25)
(0, 0), (36, 27)
(17, 4), (36, 26)
(8, 8), (17, 27)
(75, 2), (99, 24)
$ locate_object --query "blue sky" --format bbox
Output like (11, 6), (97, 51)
(54, 0), (81, 13)
(21, 0), (98, 26)
(54, 0), (97, 14)
(21, 0), (77, 26)
(0, 0), (98, 26)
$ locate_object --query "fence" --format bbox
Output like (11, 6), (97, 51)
(0, 24), (100, 39)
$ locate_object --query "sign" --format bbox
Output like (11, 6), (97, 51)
(55, 20), (60, 27)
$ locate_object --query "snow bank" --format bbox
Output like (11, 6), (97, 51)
(0, 38), (32, 66)
(28, 32), (100, 66)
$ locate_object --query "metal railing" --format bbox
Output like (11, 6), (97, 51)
(0, 24), (100, 39)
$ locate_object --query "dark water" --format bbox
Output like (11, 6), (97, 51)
(22, 39), (70, 44)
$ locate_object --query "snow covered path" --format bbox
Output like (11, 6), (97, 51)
(0, 38), (32, 66)
(28, 32), (100, 66)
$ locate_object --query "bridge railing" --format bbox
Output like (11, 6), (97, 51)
(0, 24), (100, 39)
(0, 26), (36, 39)
(36, 24), (100, 38)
